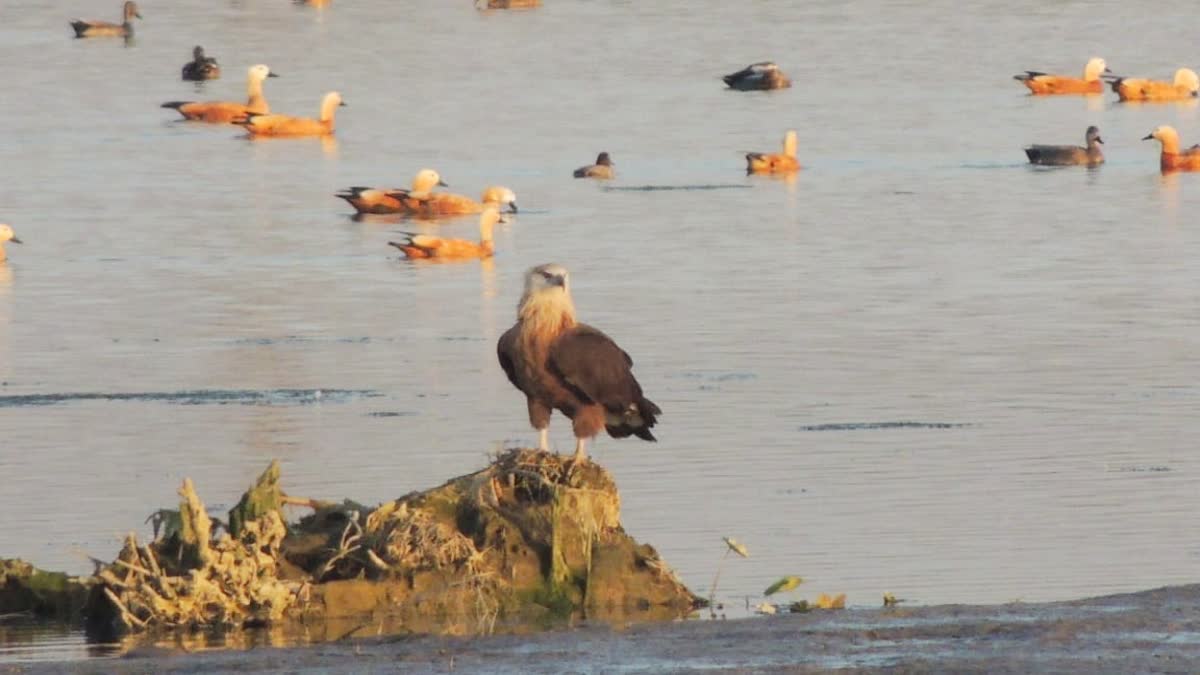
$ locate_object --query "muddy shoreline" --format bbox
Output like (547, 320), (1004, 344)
(8, 583), (1198, 673)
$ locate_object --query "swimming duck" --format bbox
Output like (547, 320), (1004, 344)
(1111, 68), (1199, 102)
(1014, 57), (1110, 95)
(1024, 126), (1105, 166)
(336, 169), (448, 215)
(237, 91), (345, 137)
(476, 0), (541, 7)
(181, 46), (220, 81)
(399, 186), (519, 218)
(746, 130), (799, 173)
(0, 224), (23, 264)
(573, 152), (614, 179)
(723, 62), (791, 91)
(70, 1), (141, 38)
(162, 64), (277, 123)
(389, 207), (500, 260)
(1142, 125), (1200, 172)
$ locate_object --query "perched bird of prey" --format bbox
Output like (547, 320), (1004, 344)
(497, 264), (661, 463)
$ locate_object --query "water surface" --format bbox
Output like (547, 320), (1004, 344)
(2, 0), (1200, 659)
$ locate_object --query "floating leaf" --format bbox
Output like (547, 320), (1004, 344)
(722, 537), (749, 558)
(815, 592), (846, 609)
(763, 575), (804, 596)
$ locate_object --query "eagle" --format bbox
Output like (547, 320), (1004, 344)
(497, 264), (661, 463)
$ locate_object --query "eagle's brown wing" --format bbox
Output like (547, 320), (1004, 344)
(548, 325), (660, 441)
(497, 324), (522, 391)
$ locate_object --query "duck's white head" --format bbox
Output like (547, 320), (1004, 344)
(413, 169), (447, 192)
(0, 224), (22, 244)
(484, 186), (518, 213)
(1143, 125), (1180, 146)
(1175, 68), (1199, 93)
(248, 64), (278, 82)
(1084, 57), (1109, 80)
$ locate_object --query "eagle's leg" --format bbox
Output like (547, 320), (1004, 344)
(527, 398), (552, 453)
(572, 438), (588, 464)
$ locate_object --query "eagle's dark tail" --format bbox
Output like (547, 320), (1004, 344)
(606, 396), (661, 441)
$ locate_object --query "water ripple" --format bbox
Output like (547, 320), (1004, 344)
(798, 421), (973, 432)
(0, 389), (380, 408)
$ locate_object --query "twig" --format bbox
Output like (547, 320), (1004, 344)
(102, 587), (147, 628)
(281, 494), (333, 509)
(112, 558), (155, 579)
(709, 549), (730, 618)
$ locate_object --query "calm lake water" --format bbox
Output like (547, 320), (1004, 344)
(2, 0), (1200, 660)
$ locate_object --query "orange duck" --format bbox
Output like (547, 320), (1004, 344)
(746, 130), (799, 174)
(389, 207), (500, 260)
(1014, 57), (1109, 95)
(1112, 68), (1199, 102)
(162, 64), (277, 123)
(399, 185), (519, 218)
(0, 224), (22, 264)
(1143, 125), (1200, 171)
(337, 169), (447, 215)
(238, 91), (344, 137)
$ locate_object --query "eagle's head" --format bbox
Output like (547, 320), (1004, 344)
(525, 263), (569, 295)
(518, 263), (575, 327)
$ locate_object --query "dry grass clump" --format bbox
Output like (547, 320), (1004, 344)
(98, 478), (300, 631)
(363, 502), (480, 574)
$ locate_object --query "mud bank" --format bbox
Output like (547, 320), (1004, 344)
(1, 450), (699, 647)
(7, 583), (1195, 673)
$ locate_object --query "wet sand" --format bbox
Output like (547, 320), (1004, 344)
(11, 583), (1200, 673)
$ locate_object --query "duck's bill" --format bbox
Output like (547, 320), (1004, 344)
(10, 236), (21, 244)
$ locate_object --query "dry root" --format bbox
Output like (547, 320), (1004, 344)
(98, 481), (300, 632)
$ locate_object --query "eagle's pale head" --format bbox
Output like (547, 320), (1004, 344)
(518, 264), (576, 328)
(525, 263), (569, 295)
